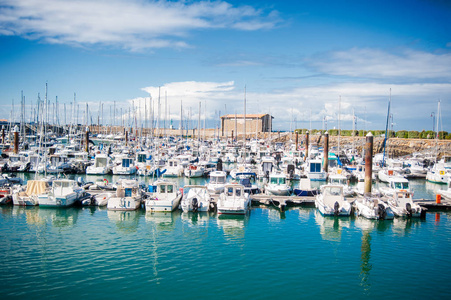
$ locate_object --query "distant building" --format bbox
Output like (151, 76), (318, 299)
(220, 114), (273, 136)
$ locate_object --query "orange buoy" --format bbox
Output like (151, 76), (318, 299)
(436, 194), (441, 204)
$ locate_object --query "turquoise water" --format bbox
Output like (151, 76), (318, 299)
(1, 206), (451, 299)
(1, 173), (450, 299)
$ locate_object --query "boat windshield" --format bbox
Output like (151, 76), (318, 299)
(211, 176), (225, 184)
(324, 187), (342, 196)
(394, 182), (409, 189)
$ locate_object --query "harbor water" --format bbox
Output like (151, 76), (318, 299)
(1, 173), (450, 299)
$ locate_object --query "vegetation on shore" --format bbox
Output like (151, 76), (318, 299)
(294, 129), (451, 140)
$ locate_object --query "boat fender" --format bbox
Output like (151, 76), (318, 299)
(334, 201), (340, 216)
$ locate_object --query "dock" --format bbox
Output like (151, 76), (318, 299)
(413, 198), (451, 211)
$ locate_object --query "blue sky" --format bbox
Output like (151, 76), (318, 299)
(0, 0), (450, 132)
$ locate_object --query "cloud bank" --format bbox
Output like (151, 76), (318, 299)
(0, 0), (279, 51)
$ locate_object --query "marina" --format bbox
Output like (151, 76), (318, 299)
(0, 87), (449, 300)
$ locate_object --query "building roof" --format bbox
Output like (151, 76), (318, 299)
(221, 114), (272, 119)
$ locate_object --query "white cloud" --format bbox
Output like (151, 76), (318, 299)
(308, 48), (451, 80)
(123, 80), (451, 130)
(0, 0), (279, 51)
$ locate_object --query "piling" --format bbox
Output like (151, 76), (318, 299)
(324, 131), (329, 172)
(13, 125), (19, 154)
(85, 127), (89, 153)
(305, 131), (309, 160)
(295, 132), (299, 150)
(1, 126), (4, 144)
(364, 132), (373, 197)
(125, 131), (128, 146)
(231, 130), (234, 141)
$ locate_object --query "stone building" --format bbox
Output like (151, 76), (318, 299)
(220, 114), (273, 136)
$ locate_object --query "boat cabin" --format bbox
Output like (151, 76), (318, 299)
(121, 158), (134, 168)
(225, 185), (245, 197)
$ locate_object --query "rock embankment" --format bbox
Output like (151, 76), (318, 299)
(272, 133), (451, 158)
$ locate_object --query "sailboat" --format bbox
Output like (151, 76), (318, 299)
(426, 100), (449, 184)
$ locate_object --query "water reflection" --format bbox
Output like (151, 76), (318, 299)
(314, 210), (351, 242)
(217, 214), (248, 239)
(107, 210), (141, 233)
(11, 206), (80, 228)
(296, 207), (314, 221)
(360, 231), (372, 293)
(354, 217), (393, 294)
(180, 211), (213, 226)
(261, 207), (287, 222)
(391, 217), (424, 237)
(145, 211), (180, 231)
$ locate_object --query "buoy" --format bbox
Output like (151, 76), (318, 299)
(436, 194), (441, 204)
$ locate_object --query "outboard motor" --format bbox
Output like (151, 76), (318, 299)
(334, 201), (340, 216)
(406, 203), (412, 217)
(287, 164), (295, 180)
(377, 203), (386, 219)
(192, 198), (199, 212)
(77, 177), (85, 187)
(265, 170), (270, 180)
(217, 158), (223, 171)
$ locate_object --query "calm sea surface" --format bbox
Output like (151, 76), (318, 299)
(1, 173), (450, 299)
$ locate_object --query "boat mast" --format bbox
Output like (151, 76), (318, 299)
(338, 95), (341, 156)
(435, 100), (440, 162)
(198, 101), (201, 142)
(243, 85), (246, 146)
(382, 88), (391, 167)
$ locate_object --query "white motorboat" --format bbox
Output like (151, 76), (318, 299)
(387, 190), (422, 218)
(293, 178), (320, 196)
(378, 167), (403, 183)
(438, 180), (451, 199)
(12, 180), (49, 206)
(207, 170), (227, 194)
(162, 158), (184, 177)
(38, 179), (85, 207)
(107, 179), (142, 210)
(379, 176), (411, 197)
(258, 156), (276, 179)
(184, 164), (205, 178)
(306, 159), (327, 181)
(265, 172), (291, 196)
(229, 164), (255, 179)
(315, 185), (352, 216)
(426, 163), (449, 184)
(136, 151), (153, 176)
(112, 157), (137, 175)
(145, 180), (182, 212)
(180, 185), (212, 212)
(354, 197), (394, 220)
(328, 172), (355, 197)
(82, 192), (114, 206)
(86, 153), (112, 175)
(217, 184), (251, 215)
